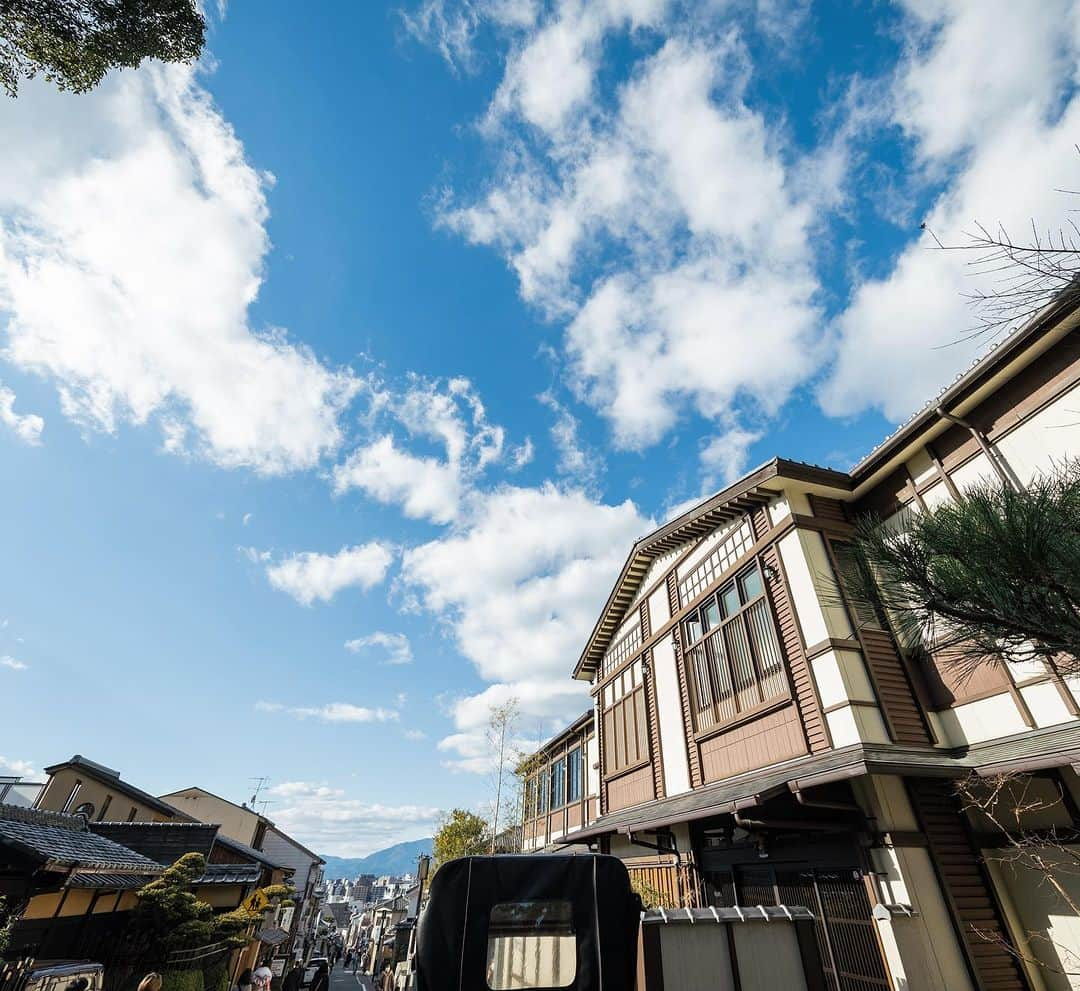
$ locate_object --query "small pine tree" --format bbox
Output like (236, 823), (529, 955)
(845, 460), (1080, 679)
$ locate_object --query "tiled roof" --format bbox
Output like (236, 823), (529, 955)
(68, 872), (148, 890)
(0, 805), (165, 874)
(195, 862), (262, 885)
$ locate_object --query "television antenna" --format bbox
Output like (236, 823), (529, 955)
(249, 776), (270, 807)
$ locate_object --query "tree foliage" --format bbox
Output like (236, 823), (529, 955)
(487, 697), (519, 854)
(130, 852), (285, 954)
(0, 0), (205, 97)
(845, 461), (1080, 678)
(433, 809), (489, 869)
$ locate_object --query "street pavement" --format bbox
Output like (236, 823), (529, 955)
(329, 963), (374, 991)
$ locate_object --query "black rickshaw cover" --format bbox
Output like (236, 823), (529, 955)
(416, 854), (640, 991)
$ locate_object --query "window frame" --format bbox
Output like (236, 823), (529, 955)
(550, 757), (566, 810)
(681, 560), (790, 736)
(566, 747), (582, 803)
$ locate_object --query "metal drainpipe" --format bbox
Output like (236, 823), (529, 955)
(792, 789), (862, 814)
(934, 405), (1018, 490)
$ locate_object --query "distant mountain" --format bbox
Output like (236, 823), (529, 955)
(321, 837), (433, 880)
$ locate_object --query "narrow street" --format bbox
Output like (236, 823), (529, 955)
(330, 964), (374, 991)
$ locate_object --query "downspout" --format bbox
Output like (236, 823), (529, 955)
(791, 788), (862, 815)
(934, 406), (1018, 490)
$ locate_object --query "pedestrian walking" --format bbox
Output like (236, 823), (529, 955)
(282, 963), (302, 991)
(310, 960), (329, 991)
(252, 968), (273, 991)
(235, 969), (253, 991)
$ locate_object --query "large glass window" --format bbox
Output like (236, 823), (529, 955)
(682, 562), (787, 732)
(566, 747), (582, 803)
(550, 758), (566, 809)
(537, 768), (549, 815)
(486, 901), (576, 990)
(601, 659), (649, 775)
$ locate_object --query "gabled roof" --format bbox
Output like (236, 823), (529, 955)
(158, 785), (275, 827)
(573, 458), (850, 679)
(90, 820), (219, 865)
(0, 804), (165, 875)
(42, 755), (184, 819)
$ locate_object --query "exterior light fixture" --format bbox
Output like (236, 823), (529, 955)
(762, 563), (778, 582)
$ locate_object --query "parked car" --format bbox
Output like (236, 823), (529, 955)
(23, 963), (104, 991)
(302, 958), (328, 987)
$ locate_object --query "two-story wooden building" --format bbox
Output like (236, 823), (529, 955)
(521, 296), (1080, 990)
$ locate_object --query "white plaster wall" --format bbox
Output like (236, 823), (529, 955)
(825, 704), (889, 747)
(777, 529), (853, 646)
(811, 648), (877, 709)
(1021, 681), (1076, 729)
(931, 690), (1028, 746)
(996, 380), (1080, 485)
(991, 845), (1080, 991)
(652, 634), (691, 796)
(648, 584), (671, 629)
(906, 447), (937, 487)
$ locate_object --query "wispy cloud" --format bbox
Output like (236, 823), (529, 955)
(255, 701), (399, 724)
(344, 631), (413, 666)
(0, 656), (27, 671)
(0, 385), (43, 445)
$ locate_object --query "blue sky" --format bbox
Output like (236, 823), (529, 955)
(2, 0), (1079, 855)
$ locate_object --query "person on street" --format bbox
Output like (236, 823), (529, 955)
(310, 960), (329, 991)
(282, 963), (302, 991)
(235, 969), (253, 991)
(252, 967), (273, 991)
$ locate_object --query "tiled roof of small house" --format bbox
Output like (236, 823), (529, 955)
(0, 804), (165, 875)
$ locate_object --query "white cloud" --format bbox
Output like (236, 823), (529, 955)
(334, 435), (463, 524)
(255, 701), (400, 723)
(345, 631), (413, 666)
(820, 0), (1080, 419)
(440, 24), (826, 453)
(333, 375), (528, 524)
(400, 482), (649, 769)
(262, 542), (394, 606)
(0, 755), (36, 777)
(0, 66), (358, 474)
(538, 390), (597, 485)
(242, 512), (253, 526)
(0, 655), (27, 671)
(698, 423), (762, 490)
(0, 385), (43, 445)
(265, 780), (438, 857)
(404, 728), (428, 741)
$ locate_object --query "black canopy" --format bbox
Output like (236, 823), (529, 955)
(416, 854), (639, 991)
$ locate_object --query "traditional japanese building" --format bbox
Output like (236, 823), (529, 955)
(520, 294), (1080, 990)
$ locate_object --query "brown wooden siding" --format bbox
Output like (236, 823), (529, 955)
(643, 649), (666, 800)
(606, 765), (654, 812)
(908, 779), (1029, 991)
(762, 544), (830, 753)
(808, 494), (849, 524)
(624, 856), (697, 909)
(698, 703), (807, 783)
(859, 627), (933, 744)
(923, 652), (1011, 709)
